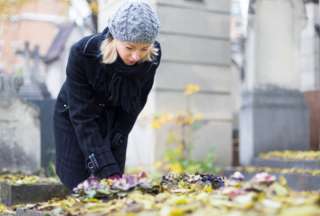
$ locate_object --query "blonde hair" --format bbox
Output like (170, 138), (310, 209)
(100, 37), (159, 64)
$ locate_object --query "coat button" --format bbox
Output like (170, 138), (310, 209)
(87, 161), (94, 169)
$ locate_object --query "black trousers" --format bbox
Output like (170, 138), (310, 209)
(53, 100), (128, 191)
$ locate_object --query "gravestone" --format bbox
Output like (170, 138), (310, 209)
(16, 41), (56, 172)
(0, 73), (41, 173)
(30, 99), (56, 172)
(240, 86), (309, 165)
(0, 181), (68, 206)
(240, 0), (309, 165)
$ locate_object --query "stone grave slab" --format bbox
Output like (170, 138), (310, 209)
(0, 182), (69, 206)
(16, 209), (49, 216)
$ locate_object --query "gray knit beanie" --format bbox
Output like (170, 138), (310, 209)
(109, 0), (160, 44)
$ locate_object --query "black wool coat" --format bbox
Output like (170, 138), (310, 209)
(54, 28), (161, 188)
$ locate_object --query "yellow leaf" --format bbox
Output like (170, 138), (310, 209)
(153, 161), (164, 169)
(169, 208), (184, 216)
(169, 163), (183, 174)
(202, 185), (213, 193)
(279, 205), (320, 216)
(171, 196), (189, 205)
(193, 113), (204, 121)
(89, 1), (98, 15)
(184, 84), (200, 95)
(151, 119), (162, 129)
(279, 176), (288, 187)
(271, 183), (288, 196)
(0, 203), (8, 213)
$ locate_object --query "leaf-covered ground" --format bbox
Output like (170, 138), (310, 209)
(2, 172), (319, 216)
(232, 166), (320, 176)
(0, 173), (59, 185)
(259, 151), (320, 161)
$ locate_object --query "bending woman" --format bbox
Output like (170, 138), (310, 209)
(54, 0), (161, 190)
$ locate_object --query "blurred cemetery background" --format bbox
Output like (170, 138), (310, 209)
(0, 0), (319, 188)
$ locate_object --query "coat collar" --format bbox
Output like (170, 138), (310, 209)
(81, 27), (161, 67)
(81, 27), (110, 58)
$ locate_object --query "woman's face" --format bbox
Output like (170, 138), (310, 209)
(115, 40), (151, 65)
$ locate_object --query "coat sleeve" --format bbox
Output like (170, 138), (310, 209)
(65, 44), (121, 178)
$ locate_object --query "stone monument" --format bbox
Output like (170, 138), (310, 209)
(0, 72), (41, 173)
(240, 0), (309, 165)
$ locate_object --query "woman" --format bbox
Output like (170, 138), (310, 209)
(54, 0), (161, 190)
